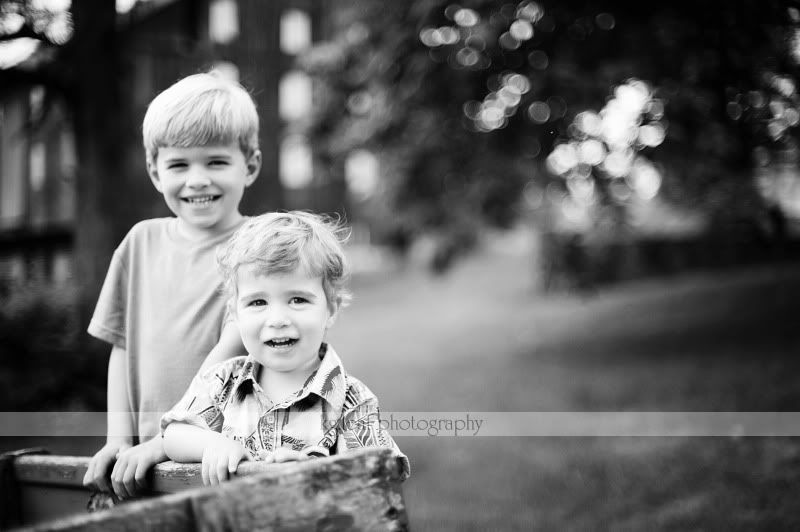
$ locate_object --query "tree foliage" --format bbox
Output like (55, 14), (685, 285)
(302, 0), (800, 253)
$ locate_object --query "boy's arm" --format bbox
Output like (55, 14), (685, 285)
(198, 321), (245, 373)
(163, 423), (251, 485)
(83, 345), (134, 492)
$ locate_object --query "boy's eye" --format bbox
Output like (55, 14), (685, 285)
(167, 162), (187, 170)
(289, 297), (308, 305)
(248, 299), (267, 307)
(209, 160), (229, 167)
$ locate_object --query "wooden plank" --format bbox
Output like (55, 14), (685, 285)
(17, 448), (408, 532)
(13, 453), (378, 494)
(13, 456), (88, 489)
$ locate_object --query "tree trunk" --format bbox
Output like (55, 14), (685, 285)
(69, 0), (123, 323)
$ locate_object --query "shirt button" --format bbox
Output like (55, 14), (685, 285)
(266, 413), (275, 423)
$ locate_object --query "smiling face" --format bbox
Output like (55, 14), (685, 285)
(235, 264), (338, 379)
(148, 143), (261, 240)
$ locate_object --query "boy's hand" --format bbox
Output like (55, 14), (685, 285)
(83, 442), (131, 493)
(110, 437), (168, 499)
(201, 438), (252, 486)
(256, 448), (311, 464)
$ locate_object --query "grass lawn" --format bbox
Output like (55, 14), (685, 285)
(328, 247), (800, 531)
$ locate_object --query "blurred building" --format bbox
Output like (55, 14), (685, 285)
(0, 0), (355, 287)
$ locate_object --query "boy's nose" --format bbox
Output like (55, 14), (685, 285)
(185, 170), (212, 189)
(265, 311), (290, 328)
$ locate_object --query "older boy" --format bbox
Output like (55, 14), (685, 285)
(83, 71), (261, 498)
(161, 212), (409, 484)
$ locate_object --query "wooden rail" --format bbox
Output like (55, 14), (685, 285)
(5, 448), (408, 531)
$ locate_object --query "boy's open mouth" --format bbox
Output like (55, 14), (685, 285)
(182, 195), (221, 205)
(265, 338), (298, 348)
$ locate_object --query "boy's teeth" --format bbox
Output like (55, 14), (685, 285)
(268, 338), (296, 347)
(185, 196), (216, 204)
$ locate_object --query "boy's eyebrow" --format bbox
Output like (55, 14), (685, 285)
(288, 289), (318, 299)
(205, 151), (235, 159)
(238, 290), (264, 302)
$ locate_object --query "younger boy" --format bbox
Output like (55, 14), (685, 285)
(83, 71), (262, 498)
(161, 212), (409, 484)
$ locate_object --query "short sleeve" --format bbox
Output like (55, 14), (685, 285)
(87, 248), (128, 349)
(337, 392), (410, 480)
(160, 364), (228, 435)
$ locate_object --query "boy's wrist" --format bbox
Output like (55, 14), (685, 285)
(105, 437), (132, 448)
(144, 435), (167, 455)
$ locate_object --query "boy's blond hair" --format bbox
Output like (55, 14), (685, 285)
(217, 211), (352, 312)
(142, 70), (259, 164)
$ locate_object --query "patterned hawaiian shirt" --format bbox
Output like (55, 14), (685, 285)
(161, 344), (409, 479)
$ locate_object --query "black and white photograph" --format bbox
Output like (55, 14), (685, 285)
(1, 0), (800, 529)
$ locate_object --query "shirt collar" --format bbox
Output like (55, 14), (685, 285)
(299, 343), (347, 412)
(232, 344), (348, 413)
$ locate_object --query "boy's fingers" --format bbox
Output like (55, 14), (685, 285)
(122, 462), (138, 497)
(201, 461), (209, 486)
(215, 457), (228, 485)
(82, 461), (94, 487)
(95, 461), (112, 493)
(111, 462), (127, 499)
(272, 448), (287, 462)
(84, 456), (101, 488)
(202, 453), (215, 486)
(228, 453), (240, 474)
(88, 455), (112, 493)
(135, 462), (149, 491)
(273, 448), (303, 462)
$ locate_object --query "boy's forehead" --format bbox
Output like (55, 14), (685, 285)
(158, 142), (242, 157)
(236, 264), (323, 288)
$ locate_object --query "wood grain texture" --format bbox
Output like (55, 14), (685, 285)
(13, 449), (408, 531)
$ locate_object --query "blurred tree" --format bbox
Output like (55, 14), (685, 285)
(302, 0), (800, 266)
(0, 0), (122, 314)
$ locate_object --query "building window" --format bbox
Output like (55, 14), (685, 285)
(279, 70), (312, 122)
(116, 0), (137, 14)
(28, 141), (47, 227)
(209, 0), (239, 44)
(345, 149), (379, 200)
(211, 61), (240, 82)
(280, 135), (313, 189)
(280, 9), (312, 55)
(29, 141), (46, 193)
(29, 85), (45, 120)
(52, 249), (73, 284)
(0, 95), (27, 229)
(56, 127), (76, 224)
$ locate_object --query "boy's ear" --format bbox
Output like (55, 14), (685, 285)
(147, 159), (163, 193)
(326, 298), (341, 329)
(244, 149), (262, 187)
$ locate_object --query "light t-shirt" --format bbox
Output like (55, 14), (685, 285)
(88, 217), (243, 441)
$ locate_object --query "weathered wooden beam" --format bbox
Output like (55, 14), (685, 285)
(13, 448), (408, 531)
(14, 453), (318, 493)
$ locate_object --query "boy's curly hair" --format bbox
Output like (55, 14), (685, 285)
(217, 211), (352, 313)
